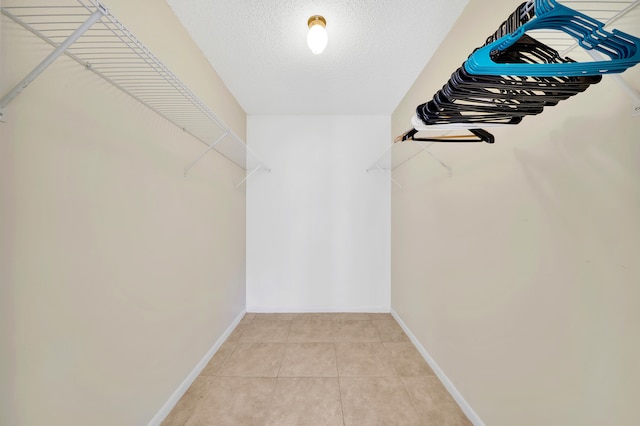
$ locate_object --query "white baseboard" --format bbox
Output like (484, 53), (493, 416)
(246, 305), (390, 313)
(147, 309), (247, 426)
(390, 309), (485, 426)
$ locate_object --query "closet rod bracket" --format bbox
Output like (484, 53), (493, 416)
(234, 164), (264, 189)
(0, 6), (106, 113)
(184, 132), (228, 176)
(367, 164), (403, 190)
(415, 143), (453, 177)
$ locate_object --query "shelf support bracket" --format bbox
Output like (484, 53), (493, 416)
(0, 6), (106, 122)
(367, 164), (403, 190)
(184, 132), (228, 176)
(416, 142), (453, 177)
(234, 164), (263, 189)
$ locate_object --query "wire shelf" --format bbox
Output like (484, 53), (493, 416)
(0, 0), (268, 173)
(527, 0), (640, 59)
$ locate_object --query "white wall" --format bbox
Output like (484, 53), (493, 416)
(1, 1), (247, 424)
(391, 1), (640, 425)
(247, 116), (390, 312)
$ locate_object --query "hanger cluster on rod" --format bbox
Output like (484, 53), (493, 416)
(400, 0), (640, 144)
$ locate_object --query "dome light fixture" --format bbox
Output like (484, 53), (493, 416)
(307, 15), (327, 54)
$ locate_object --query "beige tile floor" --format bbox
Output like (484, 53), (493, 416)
(162, 313), (471, 426)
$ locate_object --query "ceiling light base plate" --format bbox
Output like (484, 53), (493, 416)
(308, 15), (326, 28)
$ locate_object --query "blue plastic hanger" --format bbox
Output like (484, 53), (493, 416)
(464, 0), (640, 77)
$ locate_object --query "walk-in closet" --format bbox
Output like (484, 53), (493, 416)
(2, 1), (639, 424)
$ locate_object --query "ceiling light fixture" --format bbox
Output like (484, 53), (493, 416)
(307, 15), (327, 54)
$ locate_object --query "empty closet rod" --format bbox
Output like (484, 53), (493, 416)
(0, 5), (106, 121)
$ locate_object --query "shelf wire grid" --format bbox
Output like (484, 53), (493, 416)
(1, 0), (266, 172)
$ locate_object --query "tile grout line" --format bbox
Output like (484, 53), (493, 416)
(214, 316), (250, 377)
(378, 315), (425, 425)
(399, 374), (427, 426)
(214, 340), (239, 378)
(166, 313), (462, 425)
(333, 323), (347, 426)
(261, 317), (290, 426)
(275, 321), (292, 379)
(262, 378), (279, 426)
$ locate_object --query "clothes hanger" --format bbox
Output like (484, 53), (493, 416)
(416, 34), (602, 127)
(465, 0), (640, 77)
(451, 67), (599, 100)
(399, 127), (495, 144)
(484, 1), (536, 46)
(456, 35), (602, 98)
(405, 0), (624, 144)
(511, 1), (636, 60)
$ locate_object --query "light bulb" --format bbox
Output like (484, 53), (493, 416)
(307, 16), (327, 54)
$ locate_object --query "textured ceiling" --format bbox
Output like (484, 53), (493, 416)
(164, 0), (469, 115)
